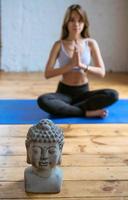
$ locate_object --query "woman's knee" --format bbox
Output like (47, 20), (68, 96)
(104, 89), (119, 102)
(108, 89), (119, 101)
(37, 94), (50, 109)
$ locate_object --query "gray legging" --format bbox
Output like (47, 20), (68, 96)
(37, 82), (119, 117)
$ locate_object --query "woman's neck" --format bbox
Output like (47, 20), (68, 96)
(67, 33), (82, 41)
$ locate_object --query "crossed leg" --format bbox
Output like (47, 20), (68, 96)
(73, 88), (118, 118)
(37, 89), (118, 118)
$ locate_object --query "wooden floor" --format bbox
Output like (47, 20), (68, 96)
(0, 72), (128, 200)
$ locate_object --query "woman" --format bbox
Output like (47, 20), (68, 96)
(37, 4), (118, 118)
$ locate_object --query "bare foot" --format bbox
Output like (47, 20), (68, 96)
(86, 109), (108, 118)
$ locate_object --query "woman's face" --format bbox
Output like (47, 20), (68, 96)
(67, 10), (84, 35)
(28, 142), (61, 170)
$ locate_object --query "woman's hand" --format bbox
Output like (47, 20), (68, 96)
(70, 45), (80, 67)
(70, 41), (88, 71)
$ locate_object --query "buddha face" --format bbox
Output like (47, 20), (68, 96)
(28, 142), (61, 170)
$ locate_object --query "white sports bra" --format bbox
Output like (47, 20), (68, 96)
(58, 40), (91, 70)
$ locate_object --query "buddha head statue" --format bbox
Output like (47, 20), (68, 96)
(25, 119), (64, 172)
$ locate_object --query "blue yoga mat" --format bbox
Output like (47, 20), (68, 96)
(0, 99), (127, 124)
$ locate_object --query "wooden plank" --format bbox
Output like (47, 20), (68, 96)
(0, 125), (30, 137)
(62, 154), (128, 167)
(1, 136), (128, 146)
(1, 154), (128, 167)
(0, 181), (128, 198)
(0, 155), (27, 167)
(2, 198), (128, 200)
(1, 198), (127, 200)
(1, 166), (128, 181)
(1, 136), (128, 155)
(0, 124), (128, 137)
(0, 72), (128, 98)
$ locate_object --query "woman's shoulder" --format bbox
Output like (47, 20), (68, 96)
(85, 38), (98, 46)
(50, 40), (61, 54)
(53, 40), (61, 48)
(84, 38), (100, 53)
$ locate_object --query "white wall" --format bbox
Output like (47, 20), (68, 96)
(1, 0), (128, 72)
(87, 0), (128, 72)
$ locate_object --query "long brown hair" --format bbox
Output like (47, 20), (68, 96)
(61, 4), (90, 40)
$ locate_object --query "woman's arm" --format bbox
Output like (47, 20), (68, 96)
(87, 39), (105, 77)
(44, 41), (73, 79)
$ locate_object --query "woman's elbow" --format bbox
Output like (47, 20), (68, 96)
(45, 75), (50, 79)
(100, 68), (106, 78)
(44, 71), (51, 79)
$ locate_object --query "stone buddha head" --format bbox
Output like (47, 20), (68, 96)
(25, 119), (64, 174)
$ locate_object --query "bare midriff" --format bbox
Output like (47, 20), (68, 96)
(61, 70), (88, 86)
